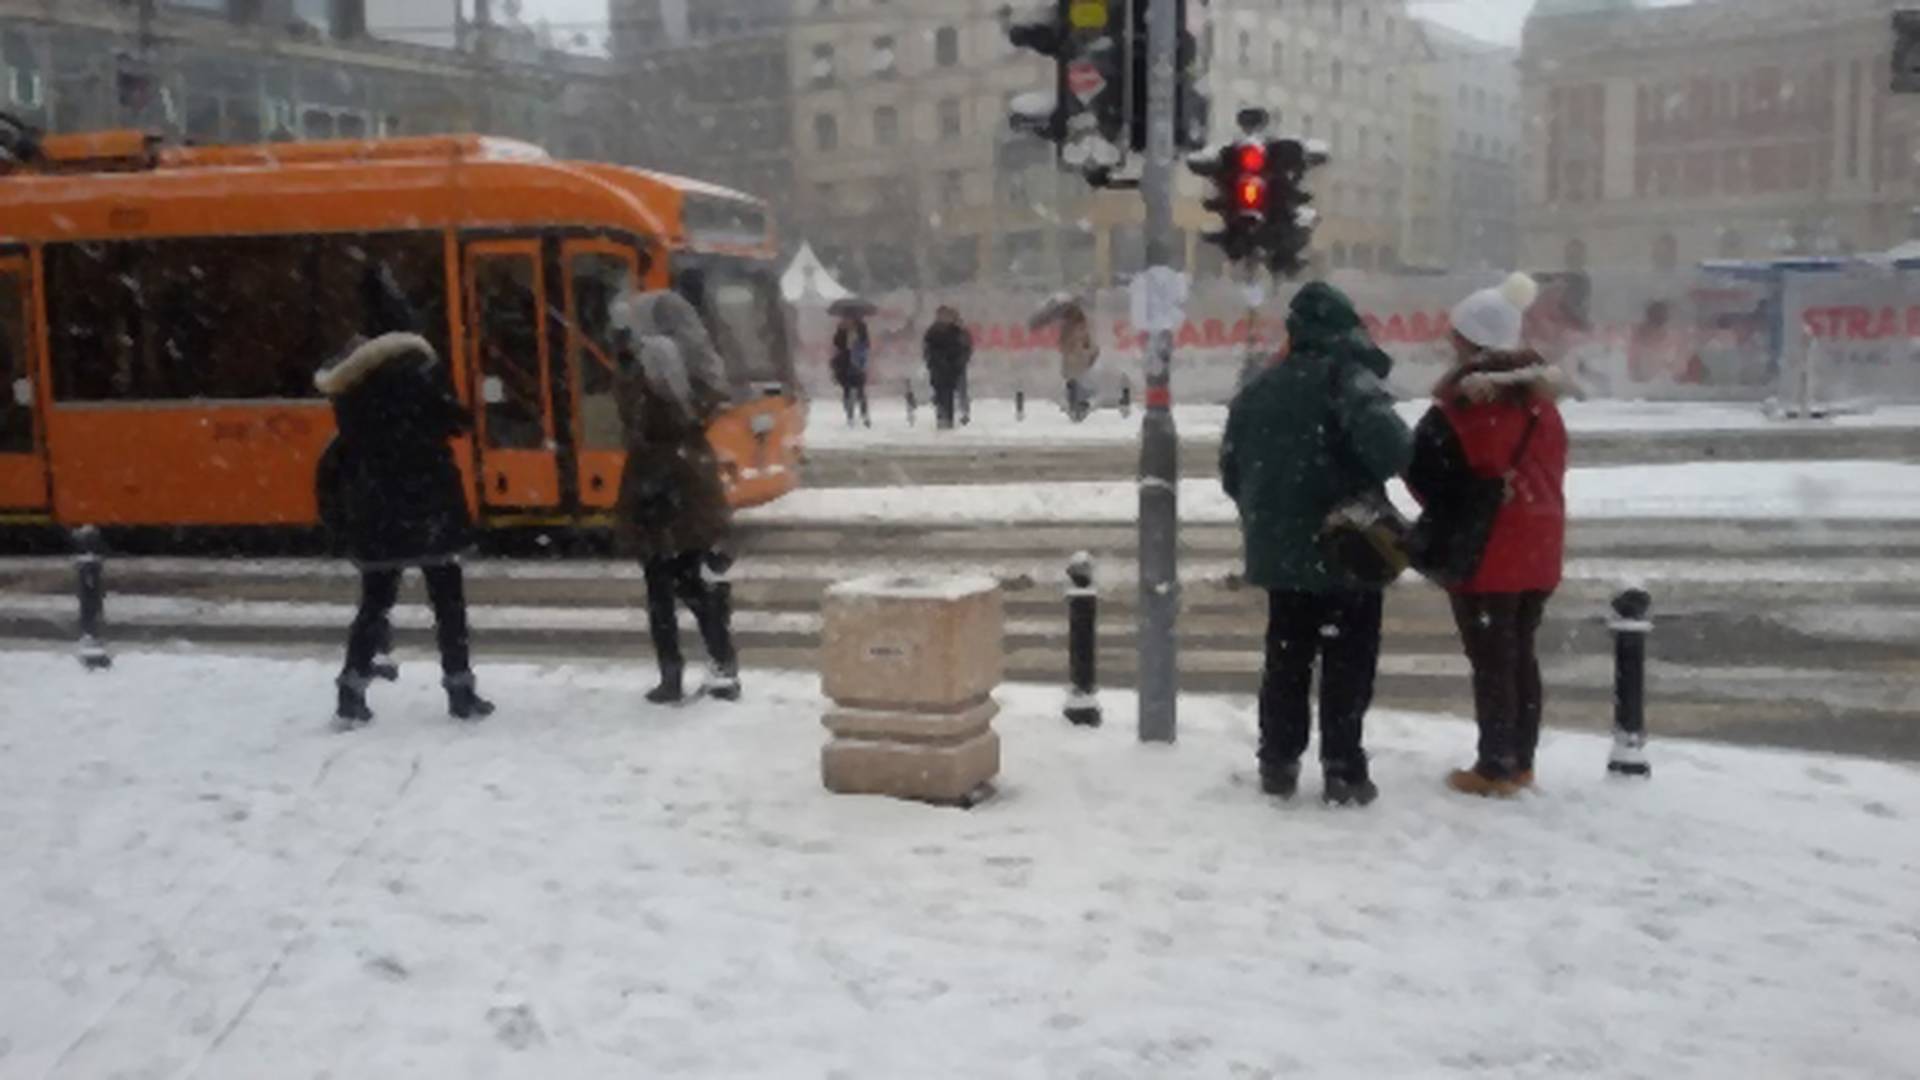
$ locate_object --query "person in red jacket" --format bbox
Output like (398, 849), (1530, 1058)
(1407, 275), (1570, 797)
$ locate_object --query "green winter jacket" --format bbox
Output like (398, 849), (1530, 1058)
(1220, 282), (1413, 592)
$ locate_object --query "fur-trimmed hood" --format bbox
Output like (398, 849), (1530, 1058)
(315, 333), (436, 397)
(1436, 350), (1576, 407)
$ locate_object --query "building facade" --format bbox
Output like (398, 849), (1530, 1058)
(1421, 22), (1522, 272)
(0, 1), (621, 159)
(611, 0), (795, 245)
(1520, 0), (1920, 272)
(1205, 0), (1426, 274)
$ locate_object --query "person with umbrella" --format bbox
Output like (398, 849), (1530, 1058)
(1031, 293), (1097, 422)
(829, 298), (874, 428)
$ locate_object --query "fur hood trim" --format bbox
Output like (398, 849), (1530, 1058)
(315, 333), (435, 397)
(1437, 351), (1575, 406)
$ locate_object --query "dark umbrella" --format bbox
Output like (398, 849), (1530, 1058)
(828, 297), (878, 319)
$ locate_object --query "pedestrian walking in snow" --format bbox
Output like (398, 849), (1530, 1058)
(1058, 302), (1098, 422)
(315, 265), (492, 730)
(830, 314), (872, 428)
(1405, 274), (1569, 798)
(610, 290), (741, 704)
(923, 305), (972, 430)
(1220, 282), (1412, 806)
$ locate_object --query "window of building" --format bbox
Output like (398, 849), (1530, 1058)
(11, 66), (41, 108)
(1330, 60), (1342, 93)
(47, 232), (447, 404)
(933, 236), (978, 286)
(1237, 31), (1252, 68)
(1271, 41), (1285, 77)
(938, 97), (962, 139)
(1302, 48), (1315, 87)
(939, 169), (966, 207)
(814, 112), (838, 151)
(870, 35), (897, 78)
(874, 105), (898, 146)
(811, 43), (836, 87)
(935, 26), (960, 67)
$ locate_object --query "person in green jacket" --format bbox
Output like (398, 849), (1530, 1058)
(1220, 282), (1412, 806)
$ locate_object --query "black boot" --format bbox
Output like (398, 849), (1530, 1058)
(334, 676), (373, 731)
(1322, 766), (1379, 808)
(1259, 759), (1301, 800)
(444, 673), (495, 721)
(646, 666), (685, 705)
(701, 662), (741, 702)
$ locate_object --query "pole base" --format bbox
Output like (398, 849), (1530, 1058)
(1607, 731), (1650, 778)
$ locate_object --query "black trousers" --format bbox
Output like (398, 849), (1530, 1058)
(840, 383), (869, 424)
(343, 563), (470, 682)
(1258, 589), (1383, 781)
(643, 550), (737, 675)
(931, 380), (959, 428)
(1449, 591), (1551, 776)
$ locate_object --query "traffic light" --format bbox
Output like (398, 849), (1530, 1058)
(1004, 1), (1128, 178)
(1259, 137), (1330, 276)
(1190, 138), (1269, 262)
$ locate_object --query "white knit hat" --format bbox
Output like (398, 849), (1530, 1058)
(1449, 272), (1539, 352)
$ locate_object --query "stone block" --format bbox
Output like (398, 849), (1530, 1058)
(821, 730), (1001, 806)
(823, 698), (1000, 743)
(821, 574), (1003, 711)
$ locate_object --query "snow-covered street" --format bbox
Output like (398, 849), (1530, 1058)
(5, 649), (1917, 1078)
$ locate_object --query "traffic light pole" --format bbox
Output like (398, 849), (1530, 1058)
(1136, 0), (1179, 744)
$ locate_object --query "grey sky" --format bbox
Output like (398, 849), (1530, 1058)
(508, 1), (1543, 48)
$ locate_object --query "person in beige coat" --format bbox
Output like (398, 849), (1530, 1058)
(1058, 302), (1098, 422)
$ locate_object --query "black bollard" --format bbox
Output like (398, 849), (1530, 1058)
(73, 526), (112, 671)
(1064, 551), (1101, 727)
(905, 380), (917, 426)
(1608, 588), (1652, 777)
(1015, 388), (1026, 422)
(1119, 382), (1133, 418)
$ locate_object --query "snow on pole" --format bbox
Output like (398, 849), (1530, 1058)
(1608, 589), (1653, 778)
(1064, 551), (1101, 728)
(73, 526), (111, 671)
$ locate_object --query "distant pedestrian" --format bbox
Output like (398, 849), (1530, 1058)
(923, 305), (972, 431)
(1406, 274), (1569, 798)
(1219, 282), (1412, 806)
(315, 265), (492, 730)
(610, 290), (741, 704)
(1058, 302), (1097, 422)
(830, 314), (872, 427)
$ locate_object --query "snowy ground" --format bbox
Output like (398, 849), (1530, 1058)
(801, 400), (1920, 450)
(5, 649), (1918, 1078)
(745, 460), (1920, 526)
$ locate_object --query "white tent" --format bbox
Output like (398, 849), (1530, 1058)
(780, 242), (853, 305)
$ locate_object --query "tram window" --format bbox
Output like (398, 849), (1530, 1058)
(0, 271), (30, 452)
(471, 255), (547, 450)
(47, 232), (446, 404)
(568, 251), (634, 451)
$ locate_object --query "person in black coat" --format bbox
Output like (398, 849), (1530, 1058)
(315, 265), (493, 729)
(830, 315), (871, 428)
(922, 305), (972, 430)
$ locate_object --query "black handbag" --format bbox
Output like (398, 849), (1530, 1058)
(1406, 411), (1539, 586)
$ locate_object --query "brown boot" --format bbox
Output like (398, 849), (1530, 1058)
(1447, 767), (1523, 799)
(1513, 769), (1536, 789)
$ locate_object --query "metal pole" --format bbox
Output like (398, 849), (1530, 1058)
(1065, 552), (1102, 727)
(1136, 0), (1180, 743)
(1608, 589), (1652, 777)
(74, 526), (111, 671)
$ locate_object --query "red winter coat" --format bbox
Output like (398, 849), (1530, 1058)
(1408, 355), (1570, 594)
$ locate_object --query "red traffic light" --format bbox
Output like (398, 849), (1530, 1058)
(1236, 175), (1267, 212)
(1236, 143), (1267, 175)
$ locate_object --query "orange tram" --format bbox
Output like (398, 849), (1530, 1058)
(0, 128), (805, 547)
